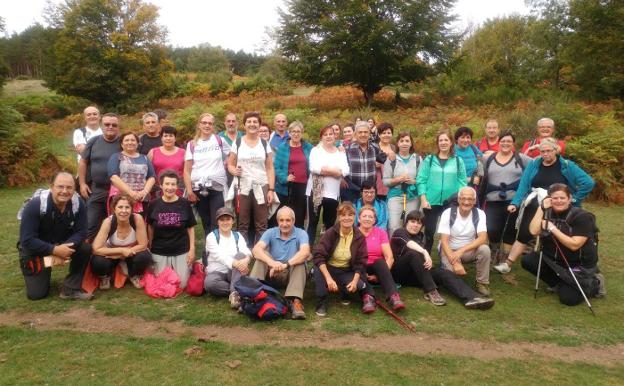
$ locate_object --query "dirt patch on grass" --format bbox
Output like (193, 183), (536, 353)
(1, 309), (622, 366)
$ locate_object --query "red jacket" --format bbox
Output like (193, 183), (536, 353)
(313, 224), (368, 274)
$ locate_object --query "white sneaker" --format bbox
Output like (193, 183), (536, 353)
(229, 291), (241, 309)
(493, 262), (511, 274)
(130, 275), (143, 289)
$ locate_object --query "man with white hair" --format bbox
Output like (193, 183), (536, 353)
(521, 117), (566, 158)
(251, 206), (310, 319)
(437, 187), (491, 296)
(138, 112), (162, 155)
(72, 106), (102, 163)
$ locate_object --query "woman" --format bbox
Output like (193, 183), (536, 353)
(312, 202), (376, 316)
(306, 125), (350, 245)
(227, 111), (275, 244)
(183, 113), (229, 236)
(107, 132), (156, 214)
(204, 207), (252, 309)
(342, 124), (354, 147)
(521, 184), (603, 306)
(521, 117), (566, 158)
(375, 122), (396, 200)
(91, 195), (152, 289)
(367, 117), (379, 143)
(273, 121), (313, 228)
(390, 211), (495, 309)
(258, 123), (271, 142)
(358, 205), (404, 310)
(384, 132), (421, 236)
(147, 125), (185, 196)
(146, 170), (197, 289)
(454, 126), (483, 188)
(479, 132), (531, 262)
(416, 130), (467, 252)
(493, 138), (595, 274)
(331, 123), (342, 146)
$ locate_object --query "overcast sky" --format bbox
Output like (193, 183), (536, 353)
(1, 0), (530, 53)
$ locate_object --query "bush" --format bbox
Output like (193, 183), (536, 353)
(195, 71), (232, 96)
(2, 94), (90, 123)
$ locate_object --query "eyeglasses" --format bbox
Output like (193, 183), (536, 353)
(362, 190), (376, 195)
(540, 149), (555, 154)
(103, 123), (118, 127)
(200, 121), (214, 125)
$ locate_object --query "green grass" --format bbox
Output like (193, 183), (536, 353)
(0, 79), (53, 97)
(1, 187), (622, 347)
(1, 327), (622, 385)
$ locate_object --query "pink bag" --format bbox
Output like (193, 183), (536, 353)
(185, 262), (206, 296)
(141, 267), (183, 298)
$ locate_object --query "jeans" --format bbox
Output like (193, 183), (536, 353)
(86, 187), (110, 241)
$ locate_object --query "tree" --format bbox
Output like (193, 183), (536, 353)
(44, 0), (173, 111)
(0, 17), (9, 88)
(276, 0), (457, 105)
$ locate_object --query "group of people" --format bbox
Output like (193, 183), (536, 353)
(17, 107), (606, 320)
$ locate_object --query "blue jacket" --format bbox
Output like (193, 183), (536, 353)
(354, 198), (389, 231)
(273, 141), (313, 196)
(511, 155), (595, 207)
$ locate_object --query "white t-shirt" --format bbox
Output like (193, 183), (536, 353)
(185, 135), (229, 190)
(205, 231), (251, 274)
(437, 207), (487, 250)
(73, 127), (102, 162)
(230, 138), (272, 187)
(306, 146), (350, 200)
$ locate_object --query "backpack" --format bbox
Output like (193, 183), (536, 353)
(189, 134), (227, 161)
(202, 229), (241, 266)
(444, 193), (481, 237)
(235, 136), (268, 159)
(185, 262), (206, 296)
(17, 189), (80, 221)
(234, 276), (289, 321)
(563, 207), (600, 244)
(479, 152), (526, 202)
(427, 154), (461, 173)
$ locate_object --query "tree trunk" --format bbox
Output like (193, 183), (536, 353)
(363, 89), (375, 107)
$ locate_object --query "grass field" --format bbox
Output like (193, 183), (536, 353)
(0, 79), (52, 97)
(0, 186), (623, 384)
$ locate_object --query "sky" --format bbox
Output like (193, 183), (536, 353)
(1, 0), (530, 53)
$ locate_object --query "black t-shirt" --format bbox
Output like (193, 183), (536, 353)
(82, 135), (121, 186)
(139, 134), (162, 155)
(542, 208), (598, 268)
(146, 197), (197, 255)
(390, 228), (427, 257)
(531, 158), (567, 190)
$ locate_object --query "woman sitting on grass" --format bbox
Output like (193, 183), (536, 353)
(91, 194), (153, 290)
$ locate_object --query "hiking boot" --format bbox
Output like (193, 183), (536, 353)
(475, 282), (491, 297)
(595, 273), (607, 298)
(291, 298), (306, 320)
(361, 294), (376, 314)
(229, 291), (241, 309)
(464, 297), (495, 310)
(99, 276), (111, 290)
(424, 289), (446, 306)
(388, 293), (405, 311)
(59, 288), (93, 301)
(315, 298), (328, 317)
(493, 261), (511, 274)
(130, 275), (143, 289)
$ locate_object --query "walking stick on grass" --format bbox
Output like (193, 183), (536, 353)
(375, 299), (415, 332)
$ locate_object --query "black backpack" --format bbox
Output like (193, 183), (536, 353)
(444, 193), (480, 237)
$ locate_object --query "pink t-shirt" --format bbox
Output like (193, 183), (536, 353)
(364, 226), (389, 265)
(152, 147), (185, 181)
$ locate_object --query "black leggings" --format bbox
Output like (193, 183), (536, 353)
(422, 205), (444, 253)
(516, 199), (538, 244)
(391, 250), (437, 293)
(270, 182), (307, 229)
(307, 197), (338, 246)
(484, 201), (518, 245)
(314, 265), (374, 299)
(195, 188), (225, 237)
(366, 259), (399, 298)
(91, 250), (153, 278)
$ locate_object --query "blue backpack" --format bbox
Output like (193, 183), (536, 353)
(234, 276), (288, 321)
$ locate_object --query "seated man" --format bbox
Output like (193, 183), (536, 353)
(354, 181), (388, 230)
(17, 172), (92, 300)
(251, 206), (310, 320)
(205, 207), (252, 309)
(438, 187), (491, 296)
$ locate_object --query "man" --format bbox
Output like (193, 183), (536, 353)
(72, 106), (102, 163)
(437, 187), (491, 296)
(219, 112), (243, 146)
(78, 113), (121, 240)
(475, 119), (500, 158)
(18, 172), (92, 300)
(268, 113), (289, 151)
(354, 181), (389, 230)
(521, 117), (566, 158)
(153, 108), (169, 127)
(343, 121), (386, 202)
(251, 206), (310, 320)
(138, 112), (162, 155)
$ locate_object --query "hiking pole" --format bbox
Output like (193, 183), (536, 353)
(534, 234), (543, 299)
(496, 212), (511, 264)
(552, 238), (596, 316)
(375, 299), (415, 332)
(400, 183), (407, 221)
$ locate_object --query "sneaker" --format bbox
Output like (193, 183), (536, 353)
(99, 276), (111, 290)
(315, 298), (328, 317)
(340, 294), (351, 306)
(388, 293), (406, 311)
(59, 288), (93, 301)
(130, 275), (143, 289)
(229, 291), (241, 309)
(291, 298), (306, 320)
(475, 282), (491, 297)
(361, 294), (376, 314)
(493, 262), (511, 274)
(464, 297), (495, 310)
(424, 289), (447, 306)
(595, 273), (607, 298)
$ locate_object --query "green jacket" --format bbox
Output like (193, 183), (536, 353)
(416, 154), (467, 206)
